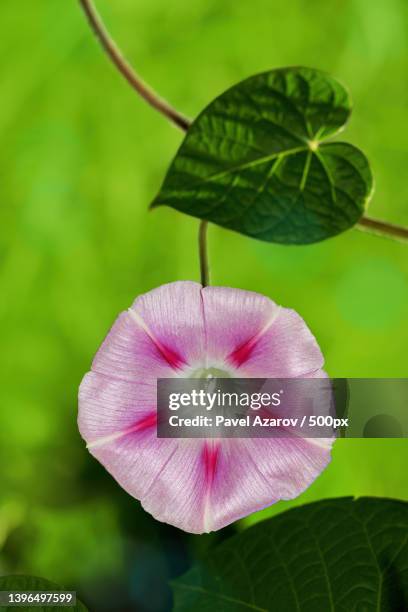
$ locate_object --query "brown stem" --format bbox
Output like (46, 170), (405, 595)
(357, 216), (408, 243)
(78, 0), (191, 131)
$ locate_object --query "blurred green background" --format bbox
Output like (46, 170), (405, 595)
(0, 0), (407, 609)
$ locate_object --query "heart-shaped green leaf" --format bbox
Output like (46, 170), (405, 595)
(172, 497), (408, 611)
(153, 67), (374, 244)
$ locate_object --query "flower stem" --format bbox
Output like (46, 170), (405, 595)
(199, 221), (210, 287)
(357, 215), (408, 243)
(78, 0), (190, 131)
(78, 0), (408, 256)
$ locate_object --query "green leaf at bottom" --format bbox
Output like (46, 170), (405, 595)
(172, 497), (408, 611)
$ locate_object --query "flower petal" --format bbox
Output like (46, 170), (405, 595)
(230, 308), (324, 377)
(91, 311), (180, 381)
(90, 281), (206, 383)
(83, 425), (212, 533)
(201, 286), (280, 367)
(86, 426), (181, 506)
(205, 436), (333, 530)
(78, 372), (156, 447)
(80, 368), (331, 533)
(142, 435), (332, 533)
(131, 281), (205, 369)
(202, 287), (322, 376)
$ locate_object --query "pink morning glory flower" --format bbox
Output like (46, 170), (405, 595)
(78, 281), (333, 533)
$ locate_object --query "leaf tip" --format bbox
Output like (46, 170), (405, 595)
(149, 197), (161, 211)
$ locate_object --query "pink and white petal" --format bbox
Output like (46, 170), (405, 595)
(205, 437), (333, 531)
(131, 281), (205, 369)
(140, 439), (215, 534)
(201, 286), (280, 366)
(86, 427), (182, 507)
(86, 430), (212, 533)
(91, 311), (179, 382)
(239, 437), (333, 500)
(230, 308), (324, 377)
(86, 431), (332, 533)
(79, 369), (333, 534)
(78, 371), (157, 445)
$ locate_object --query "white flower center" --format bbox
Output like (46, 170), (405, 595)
(189, 366), (232, 379)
